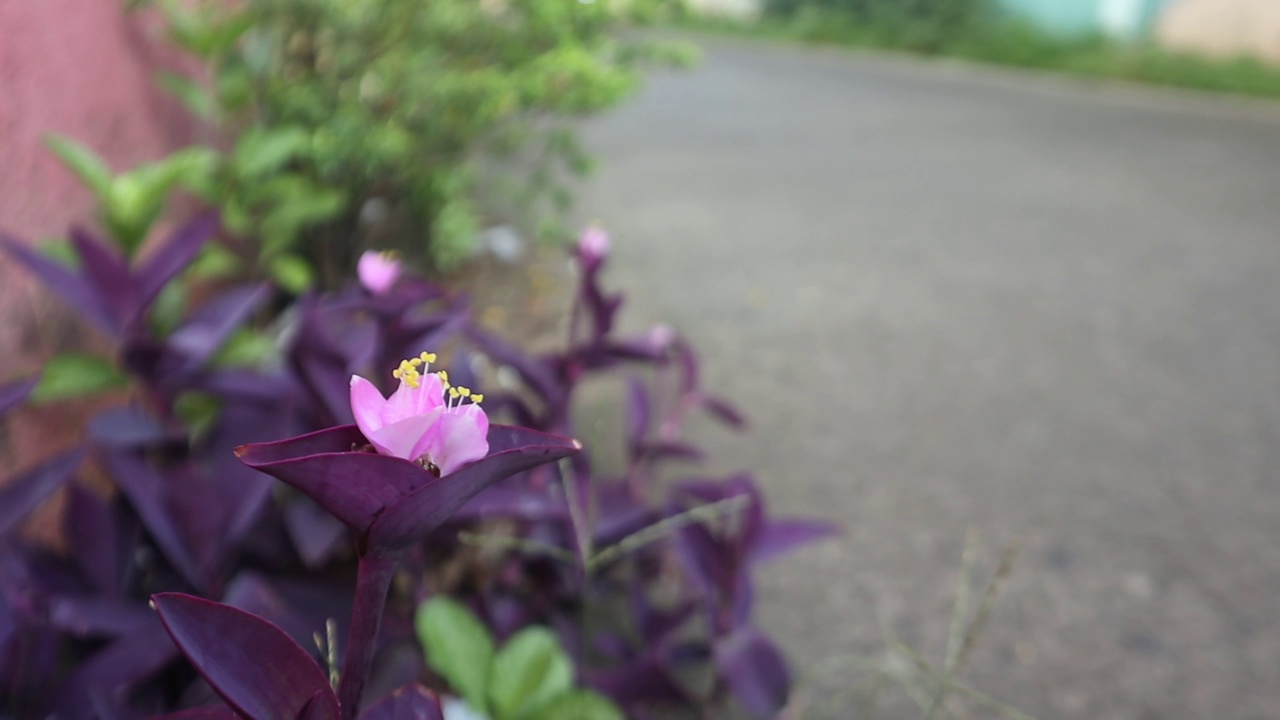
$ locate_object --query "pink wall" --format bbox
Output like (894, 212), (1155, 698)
(0, 0), (197, 238)
(0, 0), (198, 470)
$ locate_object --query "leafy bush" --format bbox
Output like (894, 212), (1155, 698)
(763, 0), (994, 52)
(133, 0), (692, 277)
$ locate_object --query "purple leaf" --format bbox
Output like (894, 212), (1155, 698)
(584, 652), (691, 709)
(152, 593), (340, 720)
(167, 283), (270, 367)
(452, 483), (570, 523)
(284, 498), (350, 568)
(0, 376), (37, 415)
(714, 628), (790, 719)
(0, 447), (84, 536)
(193, 368), (300, 403)
(236, 425), (432, 534)
(238, 425), (580, 550)
(53, 618), (178, 718)
(153, 706), (241, 720)
(358, 685), (444, 720)
(64, 482), (131, 596)
(49, 596), (153, 638)
(750, 519), (840, 566)
(135, 212), (219, 310)
(1, 232), (118, 334)
(626, 377), (649, 449)
(295, 352), (358, 425)
(71, 228), (139, 328)
(699, 394), (747, 429)
(88, 406), (169, 448)
(368, 426), (581, 550)
(99, 449), (204, 589)
(223, 572), (350, 653)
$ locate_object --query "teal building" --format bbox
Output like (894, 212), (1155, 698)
(998, 0), (1177, 39)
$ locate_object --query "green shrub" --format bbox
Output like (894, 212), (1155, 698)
(765, 0), (994, 53)
(136, 0), (691, 278)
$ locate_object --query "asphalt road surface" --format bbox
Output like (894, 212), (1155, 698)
(574, 37), (1280, 720)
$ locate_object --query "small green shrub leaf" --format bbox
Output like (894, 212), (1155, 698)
(233, 128), (311, 179)
(267, 253), (314, 294)
(487, 627), (574, 720)
(174, 391), (221, 440)
(157, 71), (217, 121)
(414, 597), (495, 714)
(44, 135), (113, 201)
(527, 690), (625, 720)
(32, 354), (128, 403)
(36, 237), (80, 269)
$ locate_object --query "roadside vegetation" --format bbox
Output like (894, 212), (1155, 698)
(687, 0), (1280, 100)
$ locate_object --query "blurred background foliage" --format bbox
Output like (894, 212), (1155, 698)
(95, 0), (694, 288)
(707, 0), (1280, 100)
(762, 0), (994, 53)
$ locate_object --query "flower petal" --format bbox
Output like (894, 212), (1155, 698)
(384, 373), (445, 425)
(358, 251), (402, 295)
(350, 375), (389, 436)
(417, 406), (489, 476)
(368, 410), (442, 460)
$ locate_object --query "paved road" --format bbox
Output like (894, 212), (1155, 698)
(574, 38), (1280, 719)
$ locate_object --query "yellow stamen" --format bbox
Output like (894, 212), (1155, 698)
(458, 387), (471, 398)
(393, 358), (422, 388)
(419, 352), (437, 364)
(471, 393), (484, 403)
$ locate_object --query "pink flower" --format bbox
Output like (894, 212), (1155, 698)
(357, 250), (402, 295)
(348, 353), (489, 476)
(578, 226), (610, 263)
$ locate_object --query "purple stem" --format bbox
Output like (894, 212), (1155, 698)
(337, 550), (400, 718)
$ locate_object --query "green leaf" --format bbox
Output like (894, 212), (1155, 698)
(98, 148), (220, 251)
(526, 691), (624, 720)
(157, 71), (217, 121)
(35, 237), (80, 269)
(487, 627), (574, 720)
(44, 135), (113, 201)
(212, 328), (277, 368)
(233, 127), (311, 179)
(189, 243), (243, 280)
(31, 354), (129, 403)
(149, 280), (188, 336)
(174, 391), (221, 440)
(414, 597), (495, 714)
(267, 253), (314, 294)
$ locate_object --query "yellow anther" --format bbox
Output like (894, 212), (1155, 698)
(448, 387), (460, 399)
(471, 394), (484, 404)
(458, 387), (471, 398)
(419, 352), (437, 364)
(394, 358), (423, 388)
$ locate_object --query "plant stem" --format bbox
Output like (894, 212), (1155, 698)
(337, 550), (399, 719)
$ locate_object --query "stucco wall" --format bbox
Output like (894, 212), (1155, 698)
(0, 0), (197, 470)
(1156, 0), (1280, 62)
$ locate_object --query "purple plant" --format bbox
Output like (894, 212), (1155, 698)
(402, 229), (839, 719)
(0, 217), (833, 719)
